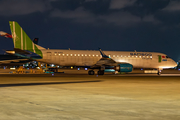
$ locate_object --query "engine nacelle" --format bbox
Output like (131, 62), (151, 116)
(115, 63), (133, 72)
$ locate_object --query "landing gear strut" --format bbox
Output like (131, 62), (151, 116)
(88, 70), (95, 75)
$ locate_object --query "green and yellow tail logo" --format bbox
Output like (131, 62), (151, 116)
(9, 21), (44, 57)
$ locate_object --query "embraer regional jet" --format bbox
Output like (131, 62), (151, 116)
(6, 21), (177, 75)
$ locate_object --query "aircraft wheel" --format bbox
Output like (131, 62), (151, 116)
(98, 70), (104, 75)
(88, 70), (94, 75)
(157, 71), (161, 75)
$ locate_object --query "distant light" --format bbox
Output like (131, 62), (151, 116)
(141, 68), (143, 70)
(71, 66), (73, 69)
(52, 74), (54, 76)
(78, 68), (80, 70)
(51, 64), (54, 67)
(85, 68), (88, 70)
(178, 69), (180, 71)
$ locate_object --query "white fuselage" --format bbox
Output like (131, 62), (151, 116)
(37, 49), (177, 69)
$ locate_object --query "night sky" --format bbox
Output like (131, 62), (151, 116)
(0, 0), (180, 61)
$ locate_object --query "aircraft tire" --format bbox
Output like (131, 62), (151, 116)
(157, 71), (161, 75)
(98, 70), (104, 75)
(88, 70), (94, 75)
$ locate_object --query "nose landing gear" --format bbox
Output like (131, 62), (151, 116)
(157, 69), (162, 75)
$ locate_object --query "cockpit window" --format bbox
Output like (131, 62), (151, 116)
(166, 56), (170, 58)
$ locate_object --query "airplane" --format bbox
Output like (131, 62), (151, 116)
(0, 31), (12, 38)
(0, 38), (39, 66)
(7, 21), (177, 75)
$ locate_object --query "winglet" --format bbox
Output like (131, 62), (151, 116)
(99, 48), (109, 58)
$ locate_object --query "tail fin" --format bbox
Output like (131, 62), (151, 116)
(9, 21), (45, 57)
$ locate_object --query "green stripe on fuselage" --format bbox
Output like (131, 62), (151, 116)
(158, 55), (161, 62)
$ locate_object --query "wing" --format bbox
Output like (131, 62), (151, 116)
(90, 48), (133, 72)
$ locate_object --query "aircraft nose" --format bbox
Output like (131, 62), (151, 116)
(172, 60), (177, 67)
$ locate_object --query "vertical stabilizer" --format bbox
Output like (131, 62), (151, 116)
(9, 21), (44, 57)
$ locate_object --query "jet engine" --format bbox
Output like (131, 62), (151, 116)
(114, 63), (133, 72)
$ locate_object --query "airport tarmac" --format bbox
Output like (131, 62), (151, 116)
(0, 73), (180, 120)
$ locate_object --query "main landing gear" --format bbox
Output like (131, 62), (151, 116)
(97, 70), (104, 75)
(88, 70), (105, 75)
(88, 70), (95, 75)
